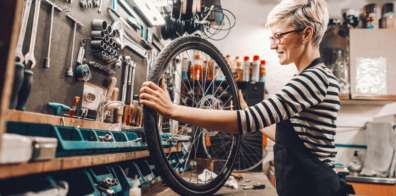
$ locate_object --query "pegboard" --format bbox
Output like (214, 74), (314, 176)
(20, 0), (162, 115)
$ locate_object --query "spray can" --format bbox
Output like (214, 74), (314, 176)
(251, 55), (260, 82)
(182, 58), (189, 80)
(243, 56), (250, 82)
(259, 60), (266, 82)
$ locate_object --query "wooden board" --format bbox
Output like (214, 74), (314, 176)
(348, 181), (396, 196)
(0, 147), (180, 180)
(350, 29), (396, 99)
(0, 0), (24, 159)
(6, 109), (139, 129)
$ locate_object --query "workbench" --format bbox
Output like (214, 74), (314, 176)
(144, 172), (278, 196)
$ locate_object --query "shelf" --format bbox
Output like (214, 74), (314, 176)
(339, 94), (350, 100)
(5, 110), (138, 130)
(0, 147), (180, 180)
(351, 94), (396, 101)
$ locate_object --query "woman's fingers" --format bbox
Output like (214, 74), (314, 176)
(142, 81), (161, 91)
(160, 78), (167, 92)
(140, 86), (159, 97)
(140, 93), (158, 103)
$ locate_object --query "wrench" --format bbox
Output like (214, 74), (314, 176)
(98, 0), (102, 13)
(93, 0), (99, 7)
(15, 0), (33, 63)
(43, 0), (63, 69)
(24, 0), (42, 68)
(66, 15), (84, 77)
(80, 0), (87, 8)
(87, 0), (93, 7)
(77, 39), (86, 64)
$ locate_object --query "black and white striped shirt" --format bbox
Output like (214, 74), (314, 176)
(237, 66), (340, 167)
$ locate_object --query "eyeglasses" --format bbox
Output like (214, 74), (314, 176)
(269, 28), (305, 45)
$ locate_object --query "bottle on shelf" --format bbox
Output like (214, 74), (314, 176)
(202, 60), (208, 80)
(348, 151), (362, 173)
(226, 55), (231, 67)
(363, 3), (378, 29)
(215, 63), (225, 81)
(182, 57), (189, 80)
(380, 3), (395, 29)
(259, 60), (266, 82)
(193, 52), (203, 81)
(251, 55), (260, 82)
(233, 56), (243, 81)
(230, 56), (238, 73)
(207, 58), (215, 80)
(243, 56), (250, 82)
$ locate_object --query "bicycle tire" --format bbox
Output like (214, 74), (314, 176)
(143, 35), (241, 196)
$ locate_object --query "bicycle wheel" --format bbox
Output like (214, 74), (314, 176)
(143, 36), (241, 195)
(203, 131), (265, 172)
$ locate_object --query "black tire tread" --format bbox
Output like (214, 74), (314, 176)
(143, 35), (240, 196)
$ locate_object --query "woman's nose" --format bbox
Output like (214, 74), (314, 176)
(270, 42), (277, 50)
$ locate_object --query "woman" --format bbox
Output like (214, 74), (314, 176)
(140, 0), (355, 195)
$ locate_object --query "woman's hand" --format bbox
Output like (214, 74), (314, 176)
(231, 90), (248, 110)
(140, 78), (176, 118)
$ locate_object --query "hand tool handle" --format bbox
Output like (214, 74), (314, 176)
(110, 88), (119, 122)
(69, 96), (80, 118)
(106, 77), (117, 99)
(130, 101), (139, 125)
(47, 102), (71, 116)
(10, 63), (25, 109)
(16, 70), (33, 111)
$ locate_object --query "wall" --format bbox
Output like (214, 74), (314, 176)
(209, 0), (396, 166)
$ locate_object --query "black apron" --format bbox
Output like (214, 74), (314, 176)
(273, 58), (355, 196)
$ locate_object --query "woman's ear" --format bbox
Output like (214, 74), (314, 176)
(303, 26), (314, 43)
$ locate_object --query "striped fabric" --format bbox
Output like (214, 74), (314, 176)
(237, 66), (340, 168)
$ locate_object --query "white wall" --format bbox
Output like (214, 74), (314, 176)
(210, 0), (396, 166)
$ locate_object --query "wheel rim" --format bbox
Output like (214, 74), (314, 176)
(145, 37), (241, 193)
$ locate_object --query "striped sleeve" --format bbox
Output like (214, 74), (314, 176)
(237, 68), (330, 134)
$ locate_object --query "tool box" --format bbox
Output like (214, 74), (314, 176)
(0, 133), (32, 164)
(28, 135), (58, 161)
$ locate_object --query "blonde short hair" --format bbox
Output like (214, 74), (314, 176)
(266, 0), (329, 46)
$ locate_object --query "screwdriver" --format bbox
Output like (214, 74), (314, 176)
(69, 96), (80, 118)
(243, 184), (265, 190)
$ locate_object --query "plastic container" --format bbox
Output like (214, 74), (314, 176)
(214, 63), (225, 81)
(29, 136), (58, 161)
(251, 55), (260, 82)
(348, 151), (362, 172)
(193, 53), (203, 80)
(243, 56), (250, 82)
(6, 121), (140, 157)
(233, 57), (243, 81)
(259, 60), (266, 82)
(380, 3), (395, 29)
(129, 175), (141, 196)
(363, 3), (378, 29)
(110, 164), (141, 196)
(0, 133), (32, 164)
(181, 58), (190, 80)
(206, 58), (215, 81)
(225, 55), (231, 67)
(202, 60), (208, 80)
(87, 165), (124, 195)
